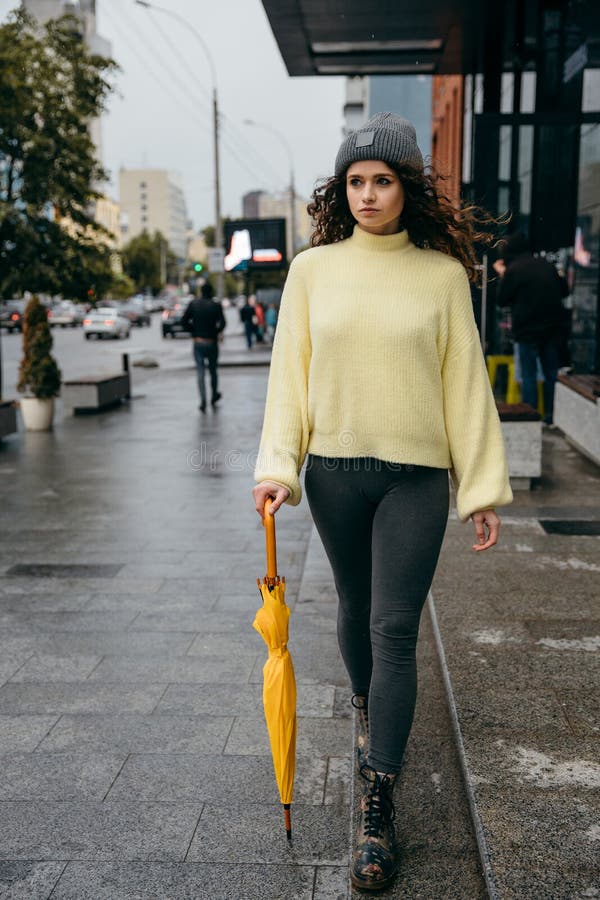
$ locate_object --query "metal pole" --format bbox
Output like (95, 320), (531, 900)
(213, 87), (224, 302)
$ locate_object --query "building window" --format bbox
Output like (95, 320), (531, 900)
(141, 204), (147, 212)
(141, 215), (148, 224)
(140, 181), (146, 189)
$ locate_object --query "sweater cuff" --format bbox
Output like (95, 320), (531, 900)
(254, 474), (302, 507)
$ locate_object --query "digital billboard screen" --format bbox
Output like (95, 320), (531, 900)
(224, 218), (287, 272)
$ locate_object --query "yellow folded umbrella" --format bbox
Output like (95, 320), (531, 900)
(253, 498), (297, 840)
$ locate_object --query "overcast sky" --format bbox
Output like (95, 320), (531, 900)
(2, 0), (346, 230)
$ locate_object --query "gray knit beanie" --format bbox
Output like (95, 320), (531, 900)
(335, 112), (423, 176)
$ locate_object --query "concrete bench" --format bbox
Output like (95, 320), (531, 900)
(554, 373), (600, 466)
(496, 401), (542, 490)
(62, 354), (131, 415)
(0, 400), (18, 439)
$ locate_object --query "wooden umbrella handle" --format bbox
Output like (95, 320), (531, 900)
(263, 498), (277, 580)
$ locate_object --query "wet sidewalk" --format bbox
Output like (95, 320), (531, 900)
(431, 428), (600, 899)
(0, 363), (343, 898)
(0, 357), (598, 898)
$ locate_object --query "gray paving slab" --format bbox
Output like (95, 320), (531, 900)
(0, 630), (197, 657)
(0, 752), (125, 800)
(154, 681), (335, 719)
(0, 861), (66, 900)
(313, 867), (348, 900)
(87, 654), (258, 684)
(324, 757), (352, 807)
(49, 861), (316, 900)
(224, 716), (351, 757)
(0, 653), (33, 685)
(0, 610), (140, 633)
(0, 683), (167, 715)
(0, 577), (165, 596)
(185, 631), (266, 656)
(37, 714), (233, 754)
(0, 593), (90, 613)
(8, 654), (103, 683)
(81, 592), (220, 614)
(0, 715), (58, 753)
(106, 753), (327, 806)
(0, 801), (202, 861)
(187, 802), (349, 866)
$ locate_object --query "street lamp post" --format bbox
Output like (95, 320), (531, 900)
(134, 0), (223, 299)
(244, 119), (297, 258)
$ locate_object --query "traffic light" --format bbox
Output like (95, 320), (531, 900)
(193, 262), (203, 273)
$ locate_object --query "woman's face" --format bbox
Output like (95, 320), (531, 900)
(345, 161), (405, 235)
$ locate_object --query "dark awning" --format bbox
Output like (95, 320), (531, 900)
(261, 0), (600, 77)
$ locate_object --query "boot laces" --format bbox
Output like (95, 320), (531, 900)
(351, 694), (369, 734)
(360, 766), (395, 838)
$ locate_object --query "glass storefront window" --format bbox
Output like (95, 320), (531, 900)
(518, 125), (534, 218)
(572, 123), (600, 372)
(501, 73), (514, 113)
(582, 69), (600, 113)
(498, 125), (511, 181)
(520, 72), (536, 113)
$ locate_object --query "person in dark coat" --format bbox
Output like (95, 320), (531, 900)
(181, 282), (226, 412)
(239, 297), (256, 349)
(494, 232), (569, 424)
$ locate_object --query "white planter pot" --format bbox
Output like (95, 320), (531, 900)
(20, 397), (55, 431)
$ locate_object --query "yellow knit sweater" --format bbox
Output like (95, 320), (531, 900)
(255, 225), (513, 521)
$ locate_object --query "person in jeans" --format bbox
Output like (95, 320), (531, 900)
(181, 282), (225, 412)
(252, 113), (512, 892)
(494, 231), (569, 424)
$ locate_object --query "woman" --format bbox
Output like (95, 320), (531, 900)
(252, 112), (512, 893)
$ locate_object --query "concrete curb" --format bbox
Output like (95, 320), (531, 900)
(427, 592), (499, 900)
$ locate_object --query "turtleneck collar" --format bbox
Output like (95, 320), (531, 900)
(349, 224), (412, 253)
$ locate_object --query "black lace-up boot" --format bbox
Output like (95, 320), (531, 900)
(351, 694), (369, 770)
(350, 765), (397, 893)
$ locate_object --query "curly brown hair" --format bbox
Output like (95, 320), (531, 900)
(307, 163), (502, 284)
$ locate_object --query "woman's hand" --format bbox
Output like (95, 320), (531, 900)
(492, 259), (506, 277)
(471, 508), (500, 551)
(253, 481), (290, 518)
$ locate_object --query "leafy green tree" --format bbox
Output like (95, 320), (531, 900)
(121, 230), (177, 294)
(0, 10), (118, 299)
(17, 296), (61, 398)
(202, 225), (215, 247)
(109, 272), (137, 300)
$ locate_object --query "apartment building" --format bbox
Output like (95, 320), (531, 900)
(119, 169), (189, 259)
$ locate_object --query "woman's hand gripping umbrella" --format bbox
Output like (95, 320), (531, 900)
(253, 498), (297, 841)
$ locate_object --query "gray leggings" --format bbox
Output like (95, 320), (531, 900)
(304, 455), (449, 773)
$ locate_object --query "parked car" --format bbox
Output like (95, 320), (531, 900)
(0, 299), (26, 333)
(161, 300), (192, 338)
(47, 300), (84, 327)
(83, 308), (131, 340)
(120, 298), (151, 327)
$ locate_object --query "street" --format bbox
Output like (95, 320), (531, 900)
(0, 307), (245, 400)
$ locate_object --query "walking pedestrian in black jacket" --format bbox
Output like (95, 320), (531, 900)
(182, 282), (226, 412)
(494, 232), (569, 424)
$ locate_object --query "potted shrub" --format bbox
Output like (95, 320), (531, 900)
(17, 296), (61, 431)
